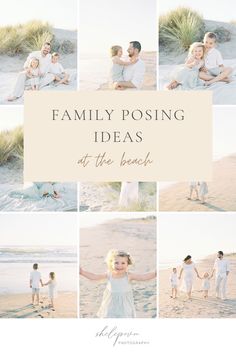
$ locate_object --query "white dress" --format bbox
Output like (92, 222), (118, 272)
(97, 273), (136, 318)
(180, 262), (195, 292)
(170, 273), (178, 288)
(9, 182), (57, 200)
(28, 68), (40, 86)
(199, 182), (208, 196)
(119, 182), (139, 208)
(48, 280), (57, 299)
(202, 278), (210, 291)
(110, 61), (124, 82)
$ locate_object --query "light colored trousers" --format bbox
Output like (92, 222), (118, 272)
(12, 72), (55, 98)
(215, 274), (227, 298)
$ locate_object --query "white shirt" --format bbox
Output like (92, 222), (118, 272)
(170, 273), (178, 285)
(205, 48), (223, 69)
(30, 270), (42, 288)
(49, 62), (64, 75)
(213, 258), (230, 276)
(24, 51), (52, 74)
(123, 58), (145, 89)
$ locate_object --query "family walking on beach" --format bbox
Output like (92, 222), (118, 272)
(170, 251), (230, 301)
(8, 42), (69, 101)
(30, 263), (57, 310)
(80, 249), (156, 318)
(188, 181), (208, 204)
(167, 32), (232, 90)
(109, 41), (145, 90)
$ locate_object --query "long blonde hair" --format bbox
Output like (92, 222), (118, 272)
(105, 249), (133, 271)
(110, 45), (122, 57)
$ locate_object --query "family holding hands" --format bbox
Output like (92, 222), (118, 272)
(170, 251), (230, 300)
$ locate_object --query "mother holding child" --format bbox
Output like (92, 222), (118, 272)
(167, 32), (232, 90)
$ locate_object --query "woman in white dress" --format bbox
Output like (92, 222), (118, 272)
(199, 182), (208, 204)
(119, 182), (139, 209)
(179, 255), (200, 299)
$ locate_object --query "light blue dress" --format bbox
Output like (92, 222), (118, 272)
(97, 273), (136, 318)
(171, 58), (205, 89)
(110, 61), (124, 82)
(9, 182), (57, 200)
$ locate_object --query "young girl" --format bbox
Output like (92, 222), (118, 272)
(167, 42), (205, 90)
(80, 249), (156, 318)
(187, 181), (199, 201)
(110, 45), (138, 84)
(199, 181), (208, 204)
(201, 272), (211, 298)
(170, 268), (178, 299)
(118, 182), (139, 209)
(25, 58), (40, 90)
(43, 272), (57, 310)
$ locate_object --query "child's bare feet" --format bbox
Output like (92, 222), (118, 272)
(7, 96), (17, 101)
(166, 81), (179, 90)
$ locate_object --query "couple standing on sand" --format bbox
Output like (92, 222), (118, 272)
(109, 41), (145, 90)
(167, 32), (232, 90)
(188, 181), (208, 204)
(8, 42), (69, 101)
(170, 251), (230, 300)
(30, 263), (57, 310)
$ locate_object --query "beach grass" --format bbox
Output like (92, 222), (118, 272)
(0, 20), (75, 56)
(0, 127), (23, 165)
(159, 7), (205, 52)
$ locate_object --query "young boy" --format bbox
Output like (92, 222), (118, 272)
(49, 52), (69, 85)
(170, 268), (178, 299)
(199, 32), (232, 85)
(30, 263), (43, 306)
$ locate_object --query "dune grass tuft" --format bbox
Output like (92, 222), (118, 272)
(159, 7), (205, 52)
(0, 126), (23, 165)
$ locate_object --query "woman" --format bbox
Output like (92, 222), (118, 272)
(118, 182), (139, 209)
(179, 255), (200, 300)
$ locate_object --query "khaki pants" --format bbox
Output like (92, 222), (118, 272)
(12, 72), (55, 98)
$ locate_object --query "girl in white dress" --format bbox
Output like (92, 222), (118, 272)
(9, 182), (60, 200)
(110, 45), (138, 84)
(80, 249), (156, 318)
(167, 42), (205, 90)
(170, 267), (178, 299)
(199, 181), (208, 204)
(201, 272), (211, 298)
(25, 58), (40, 90)
(179, 255), (200, 299)
(43, 272), (57, 310)
(119, 182), (139, 209)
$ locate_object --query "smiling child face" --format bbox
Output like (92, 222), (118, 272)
(203, 37), (216, 50)
(193, 46), (204, 59)
(112, 256), (128, 273)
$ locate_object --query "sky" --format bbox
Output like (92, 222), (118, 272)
(0, 0), (77, 30)
(0, 106), (23, 132)
(80, 212), (156, 228)
(0, 214), (77, 246)
(159, 0), (236, 22)
(80, 0), (157, 54)
(213, 106), (236, 158)
(159, 213), (236, 263)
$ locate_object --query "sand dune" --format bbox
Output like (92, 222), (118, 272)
(160, 254), (236, 318)
(80, 182), (156, 212)
(80, 218), (157, 318)
(160, 154), (236, 212)
(0, 292), (77, 318)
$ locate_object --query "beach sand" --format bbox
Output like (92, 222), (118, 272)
(0, 291), (77, 318)
(160, 154), (236, 212)
(80, 182), (156, 212)
(0, 28), (77, 104)
(0, 158), (23, 184)
(80, 217), (157, 318)
(99, 51), (156, 90)
(160, 254), (236, 318)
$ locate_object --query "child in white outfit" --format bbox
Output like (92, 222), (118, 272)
(110, 45), (138, 84)
(25, 57), (40, 90)
(170, 268), (178, 299)
(49, 52), (69, 85)
(187, 181), (199, 201)
(201, 272), (211, 298)
(199, 32), (232, 85)
(43, 272), (57, 310)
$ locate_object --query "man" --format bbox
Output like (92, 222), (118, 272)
(8, 42), (55, 101)
(114, 41), (145, 90)
(210, 251), (230, 300)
